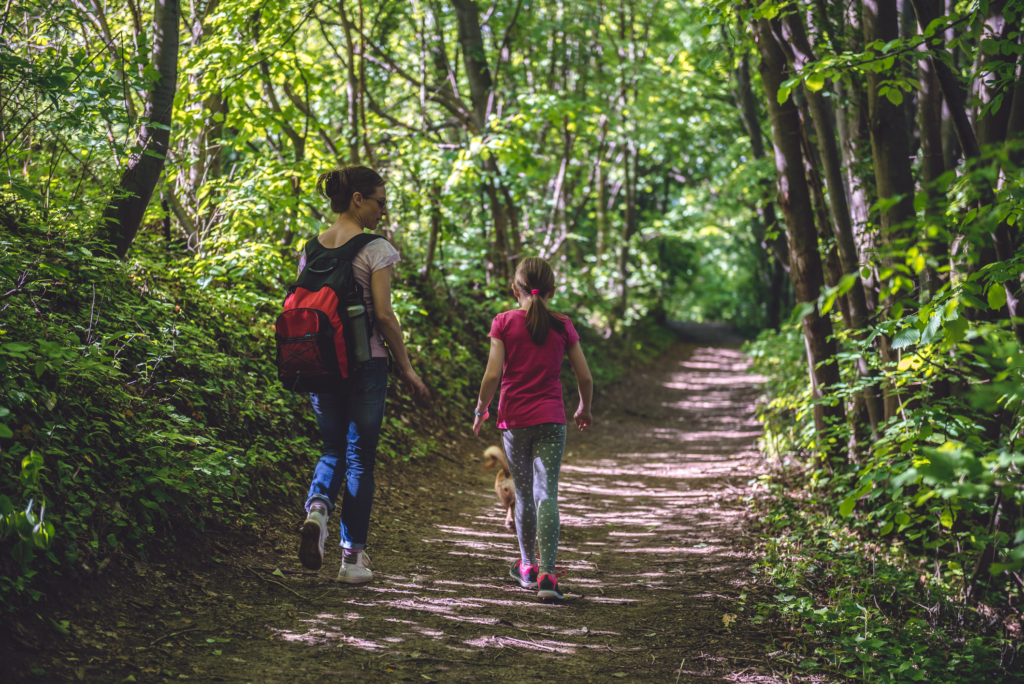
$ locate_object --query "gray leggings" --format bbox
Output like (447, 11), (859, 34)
(501, 423), (567, 574)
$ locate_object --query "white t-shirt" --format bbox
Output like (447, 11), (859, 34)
(352, 239), (401, 358)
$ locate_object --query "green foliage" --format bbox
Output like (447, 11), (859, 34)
(0, 189), (670, 607)
(747, 490), (1015, 682)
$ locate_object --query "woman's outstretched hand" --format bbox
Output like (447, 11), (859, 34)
(401, 368), (430, 401)
(574, 406), (592, 431)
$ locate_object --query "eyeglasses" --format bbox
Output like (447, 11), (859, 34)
(366, 196), (387, 211)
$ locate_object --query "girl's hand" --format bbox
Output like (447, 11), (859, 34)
(472, 409), (489, 436)
(401, 368), (430, 401)
(574, 406), (592, 431)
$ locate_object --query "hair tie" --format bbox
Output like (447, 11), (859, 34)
(531, 289), (540, 295)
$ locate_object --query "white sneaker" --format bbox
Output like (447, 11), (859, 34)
(299, 505), (328, 571)
(337, 550), (373, 584)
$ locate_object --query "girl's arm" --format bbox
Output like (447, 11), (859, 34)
(473, 337), (505, 436)
(566, 342), (594, 430)
(371, 266), (430, 400)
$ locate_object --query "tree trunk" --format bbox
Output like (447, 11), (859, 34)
(863, 0), (916, 241)
(422, 185), (442, 280)
(734, 52), (790, 273)
(863, 0), (917, 421)
(916, 4), (947, 303)
(100, 0), (180, 259)
(781, 13), (883, 433)
(912, 0), (1024, 344)
(618, 143), (638, 317)
(451, 0), (493, 133)
(339, 0), (361, 164)
(753, 17), (846, 458)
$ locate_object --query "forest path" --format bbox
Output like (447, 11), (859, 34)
(24, 343), (782, 683)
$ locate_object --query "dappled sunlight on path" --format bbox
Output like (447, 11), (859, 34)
(242, 344), (778, 682)
(29, 343), (782, 683)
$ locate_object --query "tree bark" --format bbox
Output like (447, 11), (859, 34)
(916, 3), (947, 303)
(754, 17), (846, 458)
(912, 0), (1024, 344)
(422, 184), (442, 280)
(734, 52), (790, 273)
(863, 0), (916, 241)
(451, 0), (493, 132)
(100, 0), (180, 259)
(339, 0), (361, 164)
(781, 14), (883, 433)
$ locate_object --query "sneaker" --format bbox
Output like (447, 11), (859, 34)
(299, 504), (328, 571)
(537, 571), (565, 600)
(337, 550), (373, 584)
(509, 559), (538, 589)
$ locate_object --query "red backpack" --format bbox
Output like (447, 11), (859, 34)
(274, 233), (384, 393)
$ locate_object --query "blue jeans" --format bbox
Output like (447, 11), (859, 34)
(305, 358), (388, 550)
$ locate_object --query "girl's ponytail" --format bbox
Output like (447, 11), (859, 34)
(515, 257), (566, 345)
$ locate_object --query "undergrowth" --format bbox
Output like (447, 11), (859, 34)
(0, 201), (673, 610)
(743, 323), (1024, 682)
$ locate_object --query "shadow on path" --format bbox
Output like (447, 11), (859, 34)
(16, 342), (783, 683)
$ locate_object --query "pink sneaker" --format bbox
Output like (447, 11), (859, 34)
(509, 559), (538, 589)
(537, 571), (566, 600)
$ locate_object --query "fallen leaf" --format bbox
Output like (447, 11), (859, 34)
(612, 673), (627, 678)
(644, 632), (657, 637)
(272, 569), (286, 579)
(121, 677), (136, 683)
(722, 613), (737, 628)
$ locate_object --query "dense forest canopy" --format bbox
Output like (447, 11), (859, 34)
(2, 0), (1024, 679)
(2, 0), (770, 330)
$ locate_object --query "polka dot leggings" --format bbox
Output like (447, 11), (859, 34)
(501, 423), (567, 574)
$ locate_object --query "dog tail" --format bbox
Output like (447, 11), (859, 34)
(482, 446), (511, 478)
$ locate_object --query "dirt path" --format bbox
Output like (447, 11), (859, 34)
(12, 343), (782, 683)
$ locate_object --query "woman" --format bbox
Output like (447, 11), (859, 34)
(298, 165), (429, 583)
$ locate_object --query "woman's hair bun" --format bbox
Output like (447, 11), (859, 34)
(316, 165), (385, 214)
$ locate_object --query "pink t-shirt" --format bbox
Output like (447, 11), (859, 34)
(488, 309), (580, 429)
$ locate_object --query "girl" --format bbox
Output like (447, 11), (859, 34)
(473, 257), (594, 600)
(298, 166), (430, 583)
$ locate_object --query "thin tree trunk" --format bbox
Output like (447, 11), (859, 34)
(734, 52), (790, 274)
(917, 3), (947, 303)
(423, 185), (442, 279)
(339, 0), (361, 164)
(864, 0), (917, 421)
(781, 13), (883, 433)
(754, 16), (846, 459)
(100, 0), (180, 259)
(912, 0), (1024, 344)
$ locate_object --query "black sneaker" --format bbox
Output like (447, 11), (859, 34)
(537, 571), (565, 600)
(509, 559), (538, 589)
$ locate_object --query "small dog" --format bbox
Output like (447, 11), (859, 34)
(483, 446), (516, 530)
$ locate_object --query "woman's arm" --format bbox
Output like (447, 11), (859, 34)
(473, 337), (505, 435)
(370, 266), (429, 400)
(566, 342), (594, 430)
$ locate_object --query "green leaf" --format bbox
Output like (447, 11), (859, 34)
(942, 315), (969, 343)
(886, 88), (904, 106)
(272, 568), (286, 578)
(777, 85), (792, 104)
(805, 73), (825, 91)
(839, 494), (857, 518)
(879, 521), (894, 535)
(891, 327), (920, 350)
(987, 284), (1007, 310)
(790, 301), (815, 325)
